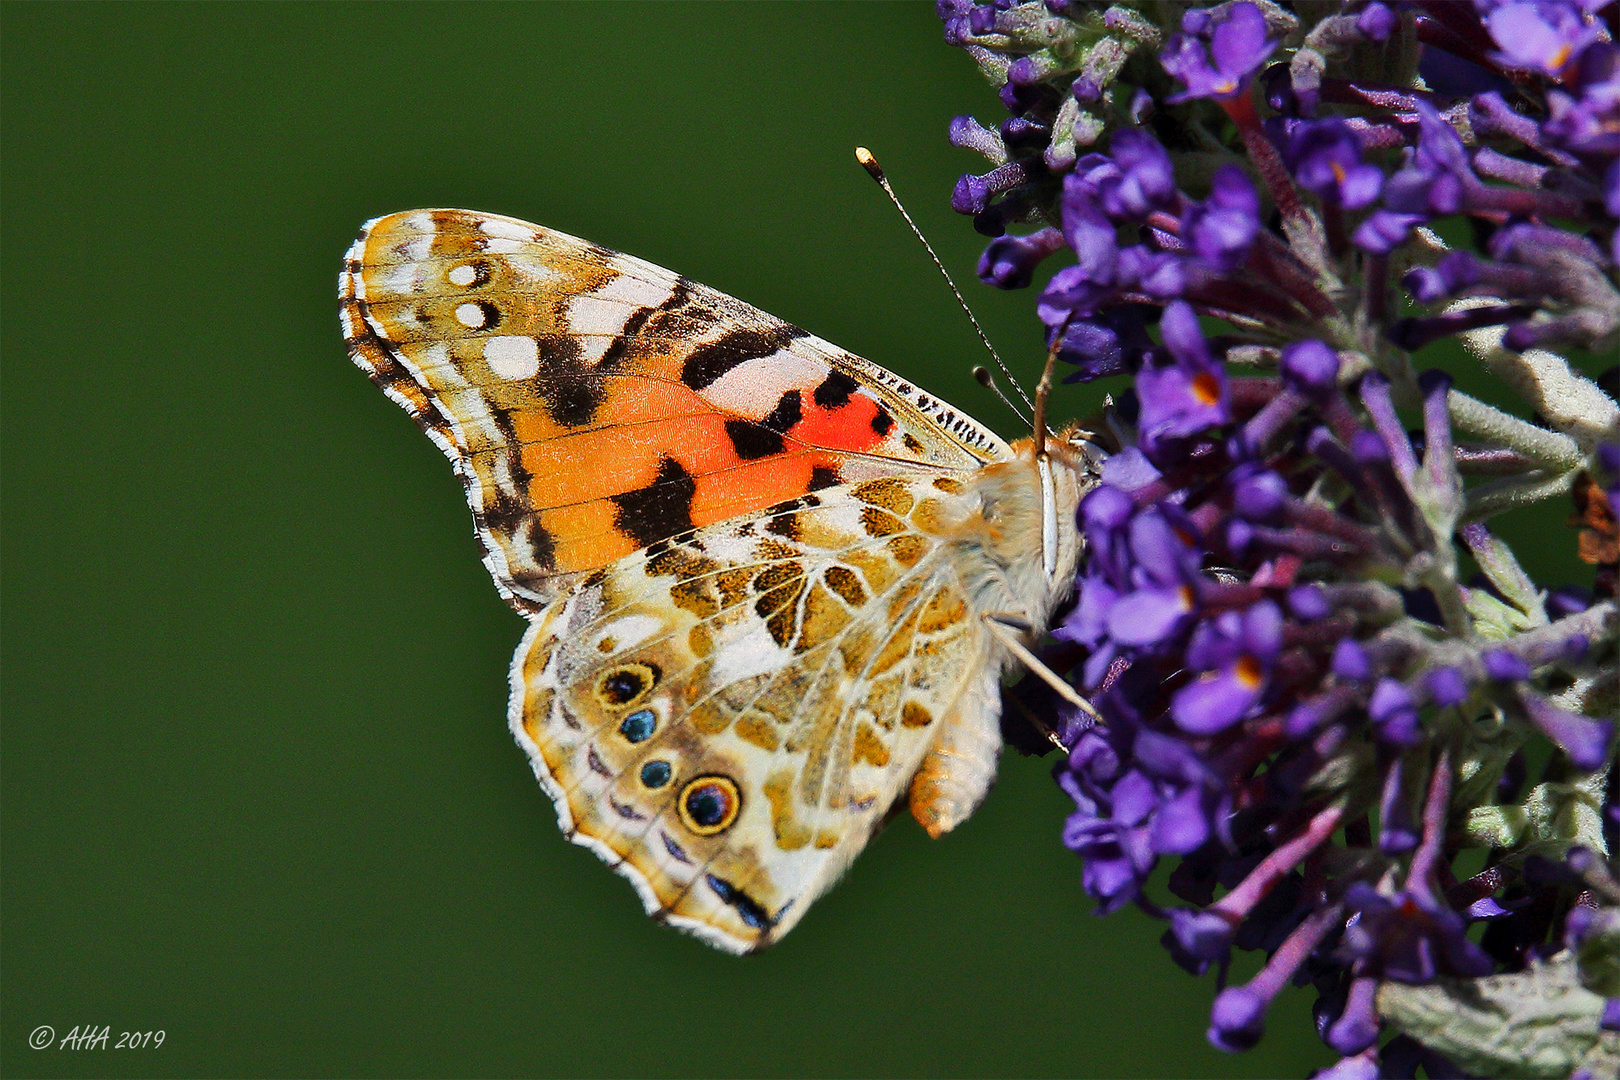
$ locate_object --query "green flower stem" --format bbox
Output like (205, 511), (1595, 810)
(1446, 389), (1585, 472)
(1461, 467), (1579, 523)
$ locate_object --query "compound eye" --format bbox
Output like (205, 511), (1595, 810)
(678, 775), (740, 836)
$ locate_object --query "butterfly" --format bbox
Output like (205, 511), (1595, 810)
(339, 209), (1102, 953)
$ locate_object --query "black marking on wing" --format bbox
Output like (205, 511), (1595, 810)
(595, 279), (692, 371)
(761, 389), (803, 433)
(608, 456), (698, 546)
(723, 389), (803, 460)
(812, 370), (859, 409)
(533, 334), (604, 427)
(705, 874), (776, 930)
(724, 420), (782, 460)
(809, 466), (841, 491)
(679, 325), (807, 390)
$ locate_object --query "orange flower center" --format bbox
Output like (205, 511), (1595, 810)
(1235, 654), (1265, 690)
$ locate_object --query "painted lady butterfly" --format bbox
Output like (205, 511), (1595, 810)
(340, 210), (1102, 953)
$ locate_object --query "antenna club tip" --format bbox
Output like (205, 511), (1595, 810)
(854, 146), (884, 180)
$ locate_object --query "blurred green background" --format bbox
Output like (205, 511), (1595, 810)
(0, 3), (1342, 1076)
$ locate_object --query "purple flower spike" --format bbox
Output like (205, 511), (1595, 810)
(1482, 648), (1531, 682)
(1403, 251), (1481, 305)
(1315, 1051), (1381, 1080)
(952, 160), (1029, 216)
(1055, 305), (1155, 382)
(1287, 120), (1384, 210)
(1172, 601), (1283, 734)
(1325, 977), (1380, 1055)
(1097, 129), (1178, 220)
(1353, 210), (1424, 254)
(1332, 639), (1373, 682)
(1342, 882), (1495, 983)
(1288, 585), (1331, 620)
(1162, 2), (1278, 104)
(1231, 467), (1289, 522)
(1426, 666), (1470, 708)
(1184, 165), (1261, 272)
(1382, 103), (1476, 218)
(1106, 514), (1204, 647)
(1165, 907), (1236, 973)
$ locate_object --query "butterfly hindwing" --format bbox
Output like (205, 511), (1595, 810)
(508, 477), (997, 952)
(341, 209), (1010, 614)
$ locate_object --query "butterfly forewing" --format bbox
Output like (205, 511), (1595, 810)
(341, 210), (1011, 614)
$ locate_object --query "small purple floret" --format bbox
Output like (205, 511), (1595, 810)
(1162, 2), (1278, 104)
(1280, 339), (1340, 393)
(1288, 120), (1384, 209)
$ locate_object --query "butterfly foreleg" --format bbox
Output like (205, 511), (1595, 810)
(980, 611), (1103, 735)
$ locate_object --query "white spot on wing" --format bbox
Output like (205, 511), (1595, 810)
(709, 620), (792, 685)
(484, 336), (540, 380)
(415, 342), (454, 375)
(567, 296), (636, 338)
(384, 262), (423, 294)
(592, 270), (676, 309)
(578, 337), (614, 365)
(455, 302), (487, 329)
(482, 237), (524, 255)
(480, 217), (536, 241)
(597, 615), (662, 653)
(448, 264), (478, 286)
(561, 270), (678, 364)
(701, 349), (825, 417)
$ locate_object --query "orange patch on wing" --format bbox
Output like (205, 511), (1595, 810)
(541, 499), (636, 573)
(790, 392), (886, 454)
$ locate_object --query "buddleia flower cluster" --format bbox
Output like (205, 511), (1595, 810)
(938, 1), (1620, 1075)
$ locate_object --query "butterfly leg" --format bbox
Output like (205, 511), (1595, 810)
(979, 612), (1103, 741)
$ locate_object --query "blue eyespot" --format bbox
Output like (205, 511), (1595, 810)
(619, 709), (656, 743)
(640, 760), (672, 788)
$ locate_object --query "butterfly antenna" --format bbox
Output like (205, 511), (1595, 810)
(973, 365), (1031, 425)
(855, 147), (1035, 425)
(1032, 323), (1063, 459)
